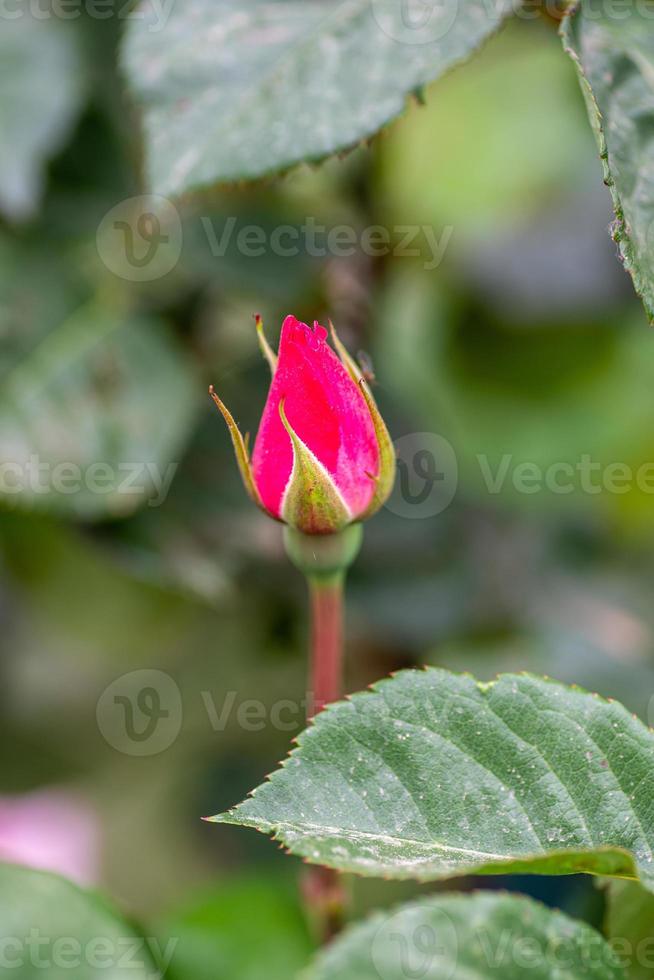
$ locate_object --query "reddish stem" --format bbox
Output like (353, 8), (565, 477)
(308, 575), (344, 717)
(304, 572), (347, 940)
(283, 527), (362, 944)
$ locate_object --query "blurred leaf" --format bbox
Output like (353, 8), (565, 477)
(122, 0), (512, 196)
(433, 631), (654, 726)
(0, 863), (158, 979)
(0, 15), (86, 220)
(377, 21), (596, 233)
(213, 670), (654, 890)
(0, 234), (84, 377)
(0, 513), (199, 666)
(0, 304), (198, 519)
(156, 877), (313, 980)
(605, 880), (654, 980)
(376, 266), (654, 526)
(562, 3), (654, 322)
(177, 205), (320, 301)
(307, 892), (625, 980)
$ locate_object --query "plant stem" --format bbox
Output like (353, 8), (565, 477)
(300, 863), (346, 943)
(307, 573), (344, 717)
(283, 526), (363, 943)
(303, 571), (347, 940)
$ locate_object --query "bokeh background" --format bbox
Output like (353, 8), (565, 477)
(1, 10), (653, 977)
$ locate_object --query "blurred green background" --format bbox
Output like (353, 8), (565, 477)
(1, 11), (653, 976)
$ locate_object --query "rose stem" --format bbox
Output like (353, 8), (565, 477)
(303, 571), (348, 942)
(282, 526), (363, 944)
(308, 573), (344, 717)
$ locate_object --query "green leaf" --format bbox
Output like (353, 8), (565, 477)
(155, 877), (313, 980)
(122, 0), (513, 197)
(0, 863), (159, 978)
(0, 15), (86, 220)
(0, 234), (83, 379)
(605, 880), (654, 980)
(212, 669), (654, 890)
(306, 892), (626, 980)
(0, 304), (198, 519)
(561, 2), (654, 322)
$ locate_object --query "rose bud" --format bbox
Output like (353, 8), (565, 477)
(210, 314), (395, 536)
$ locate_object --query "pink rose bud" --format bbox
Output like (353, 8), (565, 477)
(210, 315), (395, 535)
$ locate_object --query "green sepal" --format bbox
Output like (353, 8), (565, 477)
(328, 319), (363, 383)
(255, 314), (278, 375)
(209, 385), (266, 512)
(283, 524), (363, 582)
(329, 321), (396, 519)
(279, 399), (351, 535)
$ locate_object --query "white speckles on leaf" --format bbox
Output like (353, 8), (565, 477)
(561, 2), (654, 322)
(213, 669), (654, 892)
(122, 0), (513, 196)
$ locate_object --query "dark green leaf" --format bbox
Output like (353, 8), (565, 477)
(561, 2), (654, 321)
(0, 15), (86, 220)
(0, 304), (198, 519)
(122, 0), (513, 196)
(213, 670), (654, 890)
(0, 863), (159, 979)
(307, 892), (626, 980)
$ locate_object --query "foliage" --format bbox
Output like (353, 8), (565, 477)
(123, 0), (654, 322)
(307, 892), (625, 980)
(562, 0), (654, 321)
(2, 0), (654, 977)
(215, 670), (654, 888)
(122, 0), (512, 196)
